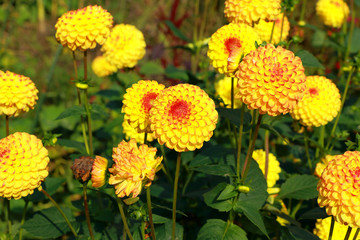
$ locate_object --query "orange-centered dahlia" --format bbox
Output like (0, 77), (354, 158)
(108, 139), (162, 198)
(0, 132), (49, 199)
(122, 120), (156, 144)
(224, 0), (281, 25)
(150, 84), (218, 152)
(314, 217), (356, 240)
(252, 149), (281, 188)
(235, 44), (306, 116)
(101, 24), (146, 69)
(122, 80), (165, 133)
(215, 77), (242, 108)
(254, 13), (290, 44)
(91, 156), (108, 188)
(316, 0), (349, 28)
(317, 151), (360, 228)
(290, 76), (341, 127)
(0, 70), (38, 117)
(91, 55), (117, 77)
(207, 23), (261, 76)
(314, 155), (336, 178)
(55, 5), (113, 51)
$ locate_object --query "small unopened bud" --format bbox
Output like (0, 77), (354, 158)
(75, 82), (89, 89)
(298, 20), (306, 27)
(237, 185), (250, 193)
(71, 156), (94, 182)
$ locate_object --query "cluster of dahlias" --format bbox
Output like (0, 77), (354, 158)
(54, 5), (146, 78)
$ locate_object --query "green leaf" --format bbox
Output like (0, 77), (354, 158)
(216, 108), (252, 128)
(298, 207), (328, 220)
(28, 177), (66, 202)
(311, 30), (326, 48)
(22, 207), (77, 238)
(156, 220), (184, 240)
(140, 61), (165, 75)
(261, 124), (289, 145)
(287, 225), (321, 240)
(90, 104), (108, 120)
(165, 65), (189, 81)
(96, 89), (120, 98)
(236, 203), (269, 239)
(217, 185), (238, 201)
(350, 28), (360, 53)
(189, 145), (235, 168)
(55, 105), (85, 120)
(164, 20), (190, 42)
(57, 139), (86, 154)
(197, 219), (247, 240)
(295, 50), (324, 69)
(192, 164), (235, 177)
(277, 175), (318, 200)
(152, 214), (170, 224)
(203, 182), (234, 212)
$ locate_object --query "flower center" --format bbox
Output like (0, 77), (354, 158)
(142, 92), (159, 113)
(224, 37), (242, 54)
(270, 63), (284, 80)
(308, 88), (318, 96)
(350, 167), (360, 181)
(169, 100), (190, 120)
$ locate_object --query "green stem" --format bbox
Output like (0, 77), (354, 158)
(289, 200), (303, 219)
(231, 77), (234, 109)
(241, 114), (263, 181)
(160, 145), (173, 185)
(172, 152), (181, 240)
(5, 199), (11, 236)
(146, 187), (156, 240)
(141, 221), (146, 240)
(5, 115), (9, 137)
(352, 228), (360, 240)
(264, 130), (270, 181)
(83, 184), (94, 240)
(18, 200), (29, 240)
(41, 189), (78, 238)
(269, 21), (276, 43)
(304, 128), (312, 172)
(117, 198), (134, 240)
(236, 105), (245, 178)
(83, 89), (93, 155)
(315, 125), (325, 160)
(328, 216), (335, 240)
(325, 67), (355, 151)
(344, 227), (352, 240)
(279, 8), (286, 43)
(344, 0), (355, 63)
(72, 51), (78, 78)
(299, 0), (307, 23)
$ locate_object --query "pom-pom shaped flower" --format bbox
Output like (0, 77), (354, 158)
(317, 151), (360, 228)
(207, 23), (261, 76)
(252, 149), (281, 187)
(122, 120), (155, 144)
(314, 155), (336, 178)
(108, 139), (162, 198)
(91, 156), (108, 188)
(91, 55), (117, 77)
(0, 70), (38, 117)
(150, 84), (218, 152)
(55, 5), (113, 51)
(290, 76), (341, 127)
(122, 80), (165, 133)
(254, 13), (290, 44)
(102, 24), (146, 69)
(224, 0), (281, 25)
(215, 77), (242, 108)
(316, 0), (349, 28)
(313, 217), (356, 240)
(235, 44), (306, 116)
(0, 132), (49, 199)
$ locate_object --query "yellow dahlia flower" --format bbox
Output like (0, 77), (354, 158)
(122, 80), (165, 133)
(91, 55), (117, 77)
(207, 23), (261, 76)
(0, 132), (49, 200)
(55, 5), (113, 51)
(91, 156), (108, 188)
(316, 0), (349, 28)
(224, 0), (281, 25)
(215, 77), (242, 108)
(150, 84), (218, 152)
(235, 44), (306, 116)
(0, 70), (38, 117)
(314, 217), (355, 240)
(122, 120), (155, 144)
(254, 14), (290, 44)
(108, 139), (162, 198)
(102, 24), (146, 69)
(317, 151), (360, 228)
(314, 155), (336, 178)
(290, 76), (341, 127)
(252, 149), (281, 187)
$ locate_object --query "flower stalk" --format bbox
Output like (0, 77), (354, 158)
(172, 152), (182, 240)
(117, 198), (134, 240)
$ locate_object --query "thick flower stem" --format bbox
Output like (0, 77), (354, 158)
(269, 21), (276, 43)
(83, 184), (94, 240)
(5, 115), (9, 136)
(41, 189), (78, 238)
(172, 152), (181, 240)
(344, 227), (352, 240)
(264, 130), (270, 181)
(83, 51), (93, 156)
(299, 0), (307, 23)
(146, 187), (156, 240)
(241, 114), (263, 181)
(117, 198), (134, 240)
(5, 199), (11, 236)
(18, 200), (29, 240)
(304, 128), (312, 172)
(236, 105), (245, 178)
(328, 216), (335, 240)
(352, 229), (360, 240)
